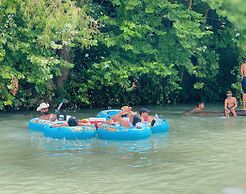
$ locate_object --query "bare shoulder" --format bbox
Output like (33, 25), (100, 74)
(233, 97), (237, 101)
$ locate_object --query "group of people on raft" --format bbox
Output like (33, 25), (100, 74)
(36, 102), (156, 128)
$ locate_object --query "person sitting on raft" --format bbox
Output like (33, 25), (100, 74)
(224, 90), (237, 117)
(51, 116), (91, 127)
(139, 108), (156, 126)
(37, 102), (57, 121)
(107, 105), (141, 128)
(182, 102), (205, 115)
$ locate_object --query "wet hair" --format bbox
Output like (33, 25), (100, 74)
(196, 102), (204, 107)
(68, 117), (78, 126)
(226, 90), (232, 95)
(139, 108), (150, 115)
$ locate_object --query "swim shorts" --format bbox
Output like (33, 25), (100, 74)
(242, 76), (246, 93)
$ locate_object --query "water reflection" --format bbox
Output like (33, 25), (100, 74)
(28, 131), (169, 157)
(1, 105), (246, 194)
(223, 186), (246, 194)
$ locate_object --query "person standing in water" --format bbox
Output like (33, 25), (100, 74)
(240, 61), (246, 110)
(224, 91), (237, 117)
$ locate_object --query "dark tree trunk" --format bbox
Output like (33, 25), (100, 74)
(57, 44), (70, 88)
(188, 0), (192, 9)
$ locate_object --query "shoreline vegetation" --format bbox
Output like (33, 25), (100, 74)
(1, 0), (246, 111)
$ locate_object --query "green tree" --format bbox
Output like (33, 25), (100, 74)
(0, 0), (98, 110)
(203, 0), (246, 54)
(76, 0), (220, 105)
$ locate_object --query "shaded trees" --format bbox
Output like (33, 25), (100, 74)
(0, 0), (98, 109)
(0, 0), (245, 110)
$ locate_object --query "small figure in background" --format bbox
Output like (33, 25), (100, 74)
(240, 60), (246, 110)
(224, 91), (237, 117)
(182, 102), (205, 115)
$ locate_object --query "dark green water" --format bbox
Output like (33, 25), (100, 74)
(0, 104), (246, 194)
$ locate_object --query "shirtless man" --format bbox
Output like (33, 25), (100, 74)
(240, 61), (246, 110)
(224, 91), (237, 117)
(182, 102), (205, 115)
(37, 102), (57, 121)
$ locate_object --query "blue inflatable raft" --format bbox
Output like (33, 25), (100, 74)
(97, 123), (151, 140)
(28, 118), (97, 140)
(96, 109), (121, 120)
(28, 118), (51, 132)
(96, 109), (169, 133)
(149, 118), (169, 133)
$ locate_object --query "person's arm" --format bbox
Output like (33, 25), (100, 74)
(182, 108), (193, 115)
(114, 111), (131, 128)
(128, 111), (134, 123)
(140, 116), (144, 122)
(224, 99), (229, 112)
(232, 98), (238, 109)
(188, 108), (198, 114)
(49, 114), (57, 122)
(241, 64), (244, 80)
(240, 63), (246, 79)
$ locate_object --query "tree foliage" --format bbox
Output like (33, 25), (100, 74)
(72, 0), (222, 105)
(203, 0), (246, 53)
(0, 0), (245, 110)
(0, 0), (98, 109)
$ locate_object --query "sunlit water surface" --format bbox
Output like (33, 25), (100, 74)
(0, 104), (246, 194)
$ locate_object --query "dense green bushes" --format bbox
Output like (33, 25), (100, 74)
(0, 0), (245, 110)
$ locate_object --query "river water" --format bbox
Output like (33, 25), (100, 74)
(0, 104), (246, 194)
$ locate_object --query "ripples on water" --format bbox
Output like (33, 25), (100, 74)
(0, 105), (246, 194)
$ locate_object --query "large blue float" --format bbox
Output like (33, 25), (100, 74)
(97, 123), (151, 140)
(28, 118), (51, 132)
(28, 118), (97, 140)
(96, 109), (121, 120)
(96, 109), (170, 133)
(149, 118), (169, 133)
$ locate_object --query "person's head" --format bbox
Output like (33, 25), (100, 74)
(139, 108), (150, 117)
(37, 102), (49, 114)
(197, 102), (205, 110)
(226, 90), (233, 97)
(121, 105), (132, 113)
(68, 117), (78, 126)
